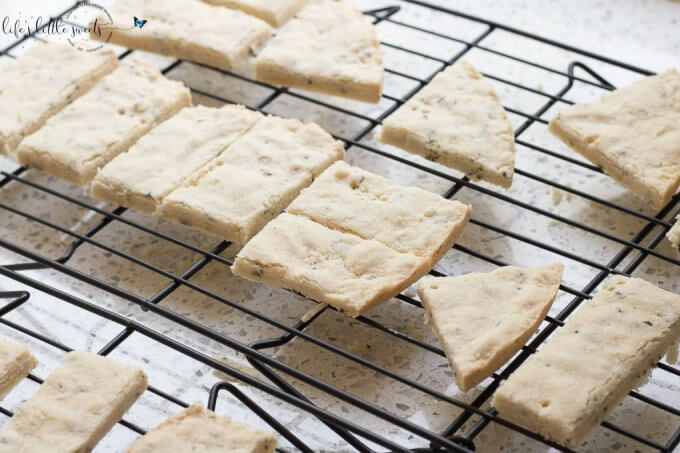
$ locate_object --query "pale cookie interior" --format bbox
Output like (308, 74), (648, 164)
(493, 276), (680, 448)
(0, 42), (118, 156)
(91, 105), (262, 213)
(417, 263), (563, 392)
(17, 58), (191, 186)
(668, 215), (680, 249)
(92, 0), (272, 72)
(201, 0), (308, 26)
(0, 336), (37, 399)
(127, 403), (277, 452)
(255, 0), (383, 102)
(233, 162), (471, 317)
(381, 60), (516, 188)
(159, 116), (344, 244)
(549, 69), (680, 209)
(0, 350), (148, 452)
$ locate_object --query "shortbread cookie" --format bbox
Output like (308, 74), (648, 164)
(668, 215), (680, 249)
(549, 70), (680, 208)
(234, 163), (471, 317)
(17, 58), (191, 185)
(0, 41), (118, 156)
(381, 61), (515, 188)
(159, 116), (343, 244)
(91, 105), (262, 212)
(417, 264), (563, 392)
(255, 0), (383, 102)
(0, 336), (37, 399)
(493, 276), (680, 448)
(232, 212), (422, 317)
(92, 0), (271, 71)
(202, 0), (308, 26)
(287, 161), (471, 267)
(0, 350), (147, 452)
(127, 403), (277, 452)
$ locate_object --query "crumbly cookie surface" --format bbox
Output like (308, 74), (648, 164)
(201, 0), (308, 26)
(381, 60), (515, 187)
(159, 116), (343, 243)
(255, 0), (383, 102)
(17, 59), (191, 185)
(417, 264), (563, 391)
(92, 0), (272, 71)
(127, 404), (277, 453)
(668, 216), (680, 249)
(91, 105), (261, 212)
(0, 42), (118, 156)
(0, 336), (37, 399)
(234, 162), (471, 317)
(287, 161), (470, 264)
(0, 351), (147, 453)
(493, 276), (680, 448)
(549, 69), (680, 208)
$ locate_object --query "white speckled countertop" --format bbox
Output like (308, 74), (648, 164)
(0, 1), (679, 452)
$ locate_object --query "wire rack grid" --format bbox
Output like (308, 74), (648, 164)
(0, 0), (678, 452)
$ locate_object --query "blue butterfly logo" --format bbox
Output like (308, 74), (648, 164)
(134, 16), (148, 28)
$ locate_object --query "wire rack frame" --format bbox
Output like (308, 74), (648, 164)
(0, 1), (678, 452)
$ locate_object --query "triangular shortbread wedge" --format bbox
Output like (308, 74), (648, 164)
(158, 116), (343, 244)
(17, 59), (191, 185)
(233, 162), (471, 317)
(381, 60), (515, 188)
(91, 105), (262, 213)
(127, 404), (277, 452)
(549, 70), (680, 209)
(493, 276), (680, 448)
(91, 0), (272, 71)
(0, 42), (118, 156)
(417, 264), (563, 392)
(668, 216), (680, 249)
(254, 0), (383, 102)
(202, 0), (308, 26)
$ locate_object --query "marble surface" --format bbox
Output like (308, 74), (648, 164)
(0, 0), (679, 452)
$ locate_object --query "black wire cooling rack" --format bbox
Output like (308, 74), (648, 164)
(0, 1), (679, 452)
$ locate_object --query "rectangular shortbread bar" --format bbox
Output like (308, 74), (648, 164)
(92, 0), (272, 71)
(232, 212), (422, 317)
(159, 116), (343, 244)
(127, 404), (277, 452)
(493, 276), (680, 448)
(287, 160), (471, 267)
(91, 105), (262, 212)
(17, 58), (191, 185)
(0, 336), (37, 399)
(0, 41), (118, 155)
(233, 162), (471, 317)
(0, 350), (148, 452)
